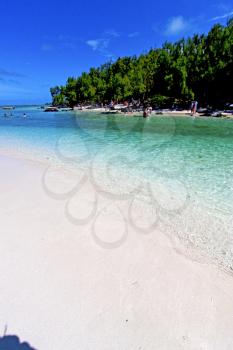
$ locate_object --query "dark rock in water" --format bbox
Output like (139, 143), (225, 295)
(0, 335), (36, 350)
(201, 112), (212, 117)
(212, 112), (223, 118)
(201, 111), (223, 118)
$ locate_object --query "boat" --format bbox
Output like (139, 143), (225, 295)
(59, 107), (72, 112)
(112, 104), (126, 110)
(2, 106), (15, 110)
(44, 106), (59, 112)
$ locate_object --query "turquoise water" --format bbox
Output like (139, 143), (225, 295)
(1, 106), (233, 268)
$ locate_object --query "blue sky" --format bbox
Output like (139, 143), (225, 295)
(0, 0), (232, 104)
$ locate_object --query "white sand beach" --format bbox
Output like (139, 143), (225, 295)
(1, 154), (233, 349)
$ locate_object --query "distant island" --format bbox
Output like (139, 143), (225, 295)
(50, 19), (233, 110)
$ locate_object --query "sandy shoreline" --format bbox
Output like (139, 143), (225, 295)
(0, 152), (233, 349)
(74, 107), (233, 119)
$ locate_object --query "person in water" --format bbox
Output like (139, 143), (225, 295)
(143, 108), (149, 118)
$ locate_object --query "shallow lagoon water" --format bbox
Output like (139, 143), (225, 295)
(1, 107), (233, 269)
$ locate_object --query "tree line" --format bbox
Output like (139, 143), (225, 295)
(50, 19), (233, 109)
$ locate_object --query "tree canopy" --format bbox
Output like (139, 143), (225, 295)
(51, 19), (233, 109)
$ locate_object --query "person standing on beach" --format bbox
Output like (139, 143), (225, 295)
(194, 101), (198, 114)
(191, 101), (198, 115)
(191, 101), (194, 114)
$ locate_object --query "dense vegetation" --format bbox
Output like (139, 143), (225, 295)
(51, 19), (233, 109)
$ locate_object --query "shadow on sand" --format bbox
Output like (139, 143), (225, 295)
(0, 335), (36, 350)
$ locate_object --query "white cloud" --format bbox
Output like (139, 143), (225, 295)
(86, 38), (114, 58)
(86, 29), (121, 58)
(86, 30), (120, 58)
(165, 16), (188, 36)
(104, 29), (120, 38)
(40, 35), (78, 52)
(86, 38), (110, 51)
(211, 10), (233, 21)
(86, 29), (119, 51)
(128, 32), (139, 38)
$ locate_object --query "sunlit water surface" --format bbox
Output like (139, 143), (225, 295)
(1, 106), (233, 269)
